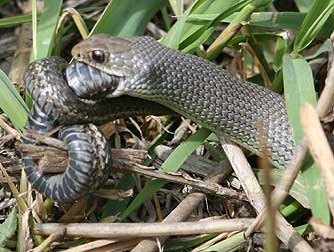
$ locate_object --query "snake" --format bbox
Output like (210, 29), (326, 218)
(22, 57), (172, 203)
(22, 34), (295, 203)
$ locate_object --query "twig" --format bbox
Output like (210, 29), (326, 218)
(35, 218), (255, 238)
(131, 192), (207, 252)
(131, 173), (225, 252)
(32, 228), (65, 252)
(240, 42), (271, 88)
(0, 115), (21, 140)
(114, 160), (246, 201)
(0, 161), (27, 213)
(18, 141), (243, 200)
(219, 137), (313, 252)
(244, 139), (308, 237)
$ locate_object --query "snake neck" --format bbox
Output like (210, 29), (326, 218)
(120, 39), (295, 168)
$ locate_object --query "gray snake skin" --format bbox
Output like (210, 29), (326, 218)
(71, 35), (295, 167)
(23, 35), (295, 203)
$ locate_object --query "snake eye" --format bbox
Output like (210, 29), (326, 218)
(90, 50), (105, 63)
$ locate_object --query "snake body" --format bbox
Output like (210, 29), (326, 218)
(23, 35), (295, 202)
(71, 35), (295, 168)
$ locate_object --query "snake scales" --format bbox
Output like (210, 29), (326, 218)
(22, 34), (295, 203)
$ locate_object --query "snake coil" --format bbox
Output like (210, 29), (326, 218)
(22, 57), (171, 203)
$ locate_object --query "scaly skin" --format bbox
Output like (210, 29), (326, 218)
(22, 57), (172, 203)
(71, 34), (295, 168)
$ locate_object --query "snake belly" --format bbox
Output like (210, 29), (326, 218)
(22, 57), (172, 203)
(70, 34), (295, 169)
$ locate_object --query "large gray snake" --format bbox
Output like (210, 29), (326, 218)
(22, 35), (295, 203)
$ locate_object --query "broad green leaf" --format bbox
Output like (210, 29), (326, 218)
(0, 208), (17, 248)
(301, 156), (330, 223)
(254, 169), (309, 208)
(295, 0), (316, 12)
(119, 128), (212, 221)
(305, 39), (331, 60)
(283, 54), (330, 224)
(91, 0), (167, 36)
(0, 69), (28, 131)
(32, 0), (63, 60)
(283, 55), (316, 142)
(101, 174), (136, 218)
(294, 0), (334, 53)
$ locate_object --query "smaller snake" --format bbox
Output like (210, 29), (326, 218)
(23, 57), (171, 203)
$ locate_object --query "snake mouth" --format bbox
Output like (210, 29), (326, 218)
(65, 62), (124, 100)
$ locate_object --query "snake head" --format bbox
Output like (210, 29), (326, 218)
(71, 34), (164, 98)
(71, 34), (141, 97)
(72, 34), (137, 77)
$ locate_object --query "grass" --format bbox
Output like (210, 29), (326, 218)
(0, 0), (334, 251)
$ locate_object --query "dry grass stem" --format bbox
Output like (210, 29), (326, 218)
(240, 42), (271, 87)
(219, 137), (313, 252)
(35, 218), (254, 238)
(62, 239), (143, 252)
(244, 139), (308, 236)
(316, 34), (334, 118)
(131, 192), (207, 252)
(32, 228), (65, 252)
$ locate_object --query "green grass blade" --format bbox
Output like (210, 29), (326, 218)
(0, 69), (28, 131)
(161, 0), (197, 49)
(273, 37), (288, 72)
(0, 208), (17, 248)
(294, 0), (334, 53)
(119, 128), (212, 221)
(0, 14), (33, 28)
(162, 0), (253, 50)
(169, 0), (184, 16)
(202, 232), (245, 252)
(100, 174), (136, 218)
(33, 0), (63, 60)
(223, 12), (333, 37)
(90, 0), (167, 36)
(283, 54), (330, 224)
